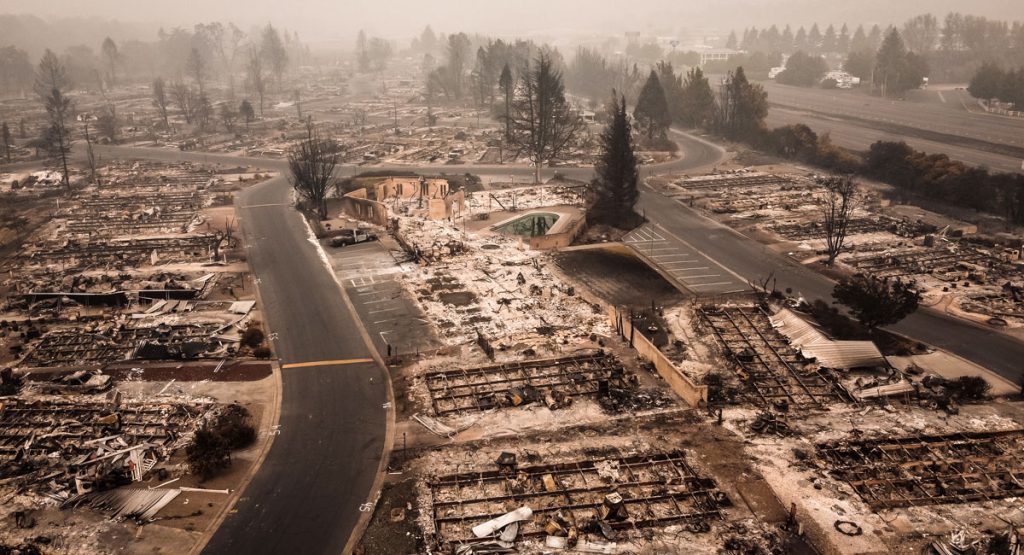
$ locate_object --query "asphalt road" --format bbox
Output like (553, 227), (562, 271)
(90, 122), (1024, 553)
(638, 186), (1024, 385)
(759, 82), (1024, 174)
(204, 175), (388, 554)
(761, 82), (1024, 150)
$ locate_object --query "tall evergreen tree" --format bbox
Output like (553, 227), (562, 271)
(634, 69), (671, 139)
(679, 67), (715, 128)
(34, 49), (73, 189)
(875, 29), (927, 96)
(969, 63), (1003, 104)
(656, 61), (685, 124)
(588, 93), (639, 227)
(712, 67), (768, 141)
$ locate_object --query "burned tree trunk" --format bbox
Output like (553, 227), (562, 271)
(819, 174), (859, 266)
(288, 119), (338, 220)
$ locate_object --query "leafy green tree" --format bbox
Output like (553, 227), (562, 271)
(843, 49), (875, 80)
(875, 29), (928, 96)
(968, 61), (1004, 104)
(239, 99), (256, 128)
(656, 62), (685, 125)
(186, 428), (231, 480)
(588, 93), (639, 227)
(833, 274), (921, 330)
(633, 69), (671, 139)
(679, 67), (715, 128)
(777, 51), (829, 87)
(712, 67), (768, 141)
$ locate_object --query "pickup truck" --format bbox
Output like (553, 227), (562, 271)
(329, 229), (378, 248)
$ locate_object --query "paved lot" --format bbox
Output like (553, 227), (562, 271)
(623, 224), (748, 296)
(325, 240), (440, 357)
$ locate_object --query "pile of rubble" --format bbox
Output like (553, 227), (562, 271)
(0, 394), (217, 504)
(390, 185), (606, 349)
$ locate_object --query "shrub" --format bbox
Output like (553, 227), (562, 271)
(186, 429), (231, 480)
(241, 323), (265, 348)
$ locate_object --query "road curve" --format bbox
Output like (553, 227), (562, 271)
(90, 124), (1023, 553)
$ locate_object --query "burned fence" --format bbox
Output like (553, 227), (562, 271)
(423, 353), (627, 415)
(817, 429), (1024, 510)
(428, 450), (729, 545)
(698, 306), (851, 411)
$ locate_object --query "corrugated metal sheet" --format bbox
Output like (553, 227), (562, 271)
(800, 340), (887, 370)
(770, 308), (886, 369)
(769, 308), (828, 347)
(67, 488), (180, 521)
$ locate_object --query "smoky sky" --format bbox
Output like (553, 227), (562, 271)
(4, 0), (1024, 43)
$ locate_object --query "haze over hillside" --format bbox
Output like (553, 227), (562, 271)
(3, 0), (1024, 46)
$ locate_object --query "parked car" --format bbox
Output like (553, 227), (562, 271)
(329, 229), (378, 248)
(40, 370), (112, 394)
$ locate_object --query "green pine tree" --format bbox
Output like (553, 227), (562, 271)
(589, 93), (640, 228)
(633, 69), (671, 140)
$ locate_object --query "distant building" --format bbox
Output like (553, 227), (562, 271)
(699, 48), (741, 66)
(824, 70), (861, 88)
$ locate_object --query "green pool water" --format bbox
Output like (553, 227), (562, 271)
(492, 212), (560, 237)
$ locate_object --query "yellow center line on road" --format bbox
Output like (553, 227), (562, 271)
(281, 358), (374, 369)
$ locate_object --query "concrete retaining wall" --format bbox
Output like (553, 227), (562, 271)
(527, 215), (588, 250)
(608, 306), (708, 408)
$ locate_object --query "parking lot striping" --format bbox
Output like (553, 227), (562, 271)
(369, 307), (401, 315)
(674, 274), (720, 279)
(282, 358), (374, 369)
(689, 281), (736, 288)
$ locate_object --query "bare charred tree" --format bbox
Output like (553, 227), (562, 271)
(34, 49), (73, 190)
(246, 47), (266, 117)
(260, 24), (288, 90)
(220, 102), (238, 132)
(96, 103), (118, 143)
(818, 174), (860, 265)
(498, 63), (513, 142)
(187, 47), (207, 96)
(83, 122), (99, 185)
(194, 93), (214, 131)
(1, 122), (11, 162)
(152, 77), (171, 128)
(509, 53), (585, 183)
(288, 120), (338, 220)
(170, 80), (197, 124)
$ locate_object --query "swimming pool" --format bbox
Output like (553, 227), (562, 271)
(491, 212), (561, 237)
